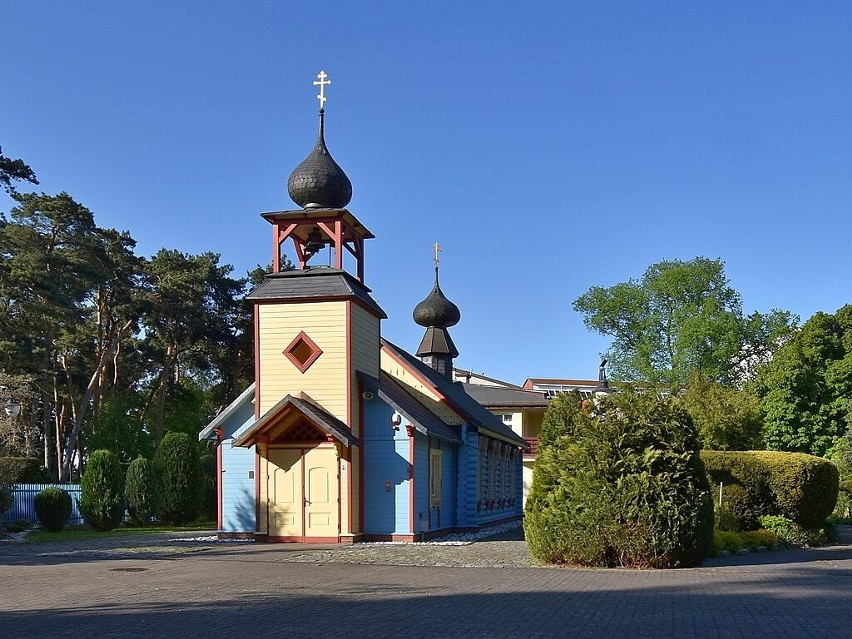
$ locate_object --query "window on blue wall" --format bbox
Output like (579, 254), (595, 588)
(429, 450), (442, 507)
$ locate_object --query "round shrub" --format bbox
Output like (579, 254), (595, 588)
(155, 432), (203, 525)
(79, 449), (126, 531)
(126, 457), (157, 527)
(200, 453), (217, 522)
(739, 529), (778, 551)
(34, 487), (72, 532)
(713, 531), (743, 554)
(702, 450), (839, 530)
(758, 451), (838, 528)
(525, 390), (714, 568)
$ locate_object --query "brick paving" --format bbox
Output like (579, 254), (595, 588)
(2, 528), (852, 638)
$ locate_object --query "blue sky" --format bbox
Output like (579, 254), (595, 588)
(2, 2), (850, 384)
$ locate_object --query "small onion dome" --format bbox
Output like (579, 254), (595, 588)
(287, 109), (352, 209)
(413, 268), (461, 328)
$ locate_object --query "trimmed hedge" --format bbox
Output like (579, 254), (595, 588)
(155, 432), (203, 525)
(34, 487), (72, 532)
(702, 450), (839, 530)
(525, 390), (713, 568)
(79, 449), (126, 531)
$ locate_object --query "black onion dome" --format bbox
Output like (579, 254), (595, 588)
(413, 268), (461, 328)
(287, 110), (352, 209)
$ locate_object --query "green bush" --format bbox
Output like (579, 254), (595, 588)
(200, 453), (217, 522)
(0, 457), (50, 483)
(702, 450), (838, 530)
(78, 449), (126, 531)
(713, 531), (743, 554)
(759, 515), (837, 548)
(714, 508), (740, 532)
(524, 390), (713, 568)
(739, 529), (778, 551)
(125, 457), (157, 527)
(155, 432), (203, 525)
(5, 519), (30, 533)
(34, 487), (72, 532)
(701, 451), (773, 530)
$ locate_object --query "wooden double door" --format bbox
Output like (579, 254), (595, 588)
(269, 446), (339, 541)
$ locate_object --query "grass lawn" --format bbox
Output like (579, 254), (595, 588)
(27, 521), (216, 543)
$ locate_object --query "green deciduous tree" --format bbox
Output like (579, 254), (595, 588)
(680, 375), (763, 450)
(751, 305), (852, 457)
(573, 257), (794, 388)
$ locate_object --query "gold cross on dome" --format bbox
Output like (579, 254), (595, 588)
(433, 242), (442, 267)
(314, 70), (331, 109)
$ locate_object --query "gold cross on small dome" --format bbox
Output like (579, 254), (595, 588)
(314, 70), (331, 110)
(433, 242), (442, 267)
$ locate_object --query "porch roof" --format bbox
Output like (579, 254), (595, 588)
(232, 393), (357, 448)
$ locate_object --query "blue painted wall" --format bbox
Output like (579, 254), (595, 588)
(362, 396), (412, 535)
(218, 401), (257, 534)
(221, 440), (256, 533)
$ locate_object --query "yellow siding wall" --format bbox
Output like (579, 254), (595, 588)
(258, 442), (268, 534)
(380, 348), (463, 424)
(257, 302), (348, 420)
(349, 303), (380, 533)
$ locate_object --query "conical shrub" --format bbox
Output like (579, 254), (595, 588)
(79, 450), (125, 531)
(155, 432), (202, 525)
(126, 456), (157, 527)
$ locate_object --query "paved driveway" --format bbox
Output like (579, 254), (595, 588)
(2, 531), (851, 638)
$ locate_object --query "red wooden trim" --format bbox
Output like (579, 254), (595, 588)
(356, 236), (364, 283)
(215, 427), (224, 531)
(216, 532), (255, 540)
(409, 427), (416, 535)
(382, 343), (452, 406)
(272, 223), (280, 273)
(254, 447), (261, 534)
(283, 330), (323, 373)
(279, 222), (298, 244)
(345, 300), (352, 535)
(300, 447), (306, 539)
(254, 303), (260, 420)
(334, 220), (343, 270)
(266, 536), (344, 544)
(358, 376), (365, 535)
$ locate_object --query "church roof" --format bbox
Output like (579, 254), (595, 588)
(461, 384), (550, 409)
(358, 371), (463, 444)
(247, 267), (386, 318)
(381, 339), (529, 449)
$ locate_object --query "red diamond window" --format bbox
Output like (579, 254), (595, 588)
(284, 331), (322, 373)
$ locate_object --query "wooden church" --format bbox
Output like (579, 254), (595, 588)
(200, 73), (528, 542)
